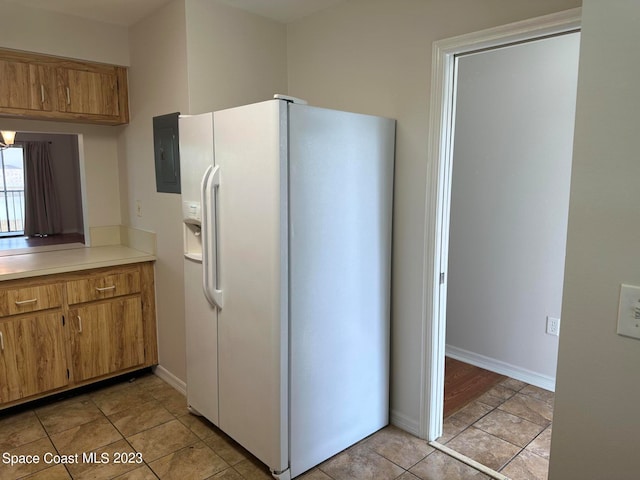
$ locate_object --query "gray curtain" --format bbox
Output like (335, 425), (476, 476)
(24, 141), (62, 237)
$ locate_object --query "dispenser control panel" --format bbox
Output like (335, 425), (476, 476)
(183, 201), (201, 224)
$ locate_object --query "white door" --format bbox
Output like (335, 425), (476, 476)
(214, 100), (289, 474)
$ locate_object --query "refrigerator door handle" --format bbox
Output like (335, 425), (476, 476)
(201, 164), (224, 309)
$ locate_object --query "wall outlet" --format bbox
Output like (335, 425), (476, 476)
(546, 316), (560, 336)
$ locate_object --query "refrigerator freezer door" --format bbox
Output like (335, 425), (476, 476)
(184, 257), (219, 423)
(288, 104), (395, 477)
(180, 113), (220, 425)
(214, 100), (289, 474)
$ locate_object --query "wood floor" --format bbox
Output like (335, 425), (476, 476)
(443, 357), (506, 418)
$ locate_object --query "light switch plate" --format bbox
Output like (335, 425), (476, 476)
(617, 284), (640, 339)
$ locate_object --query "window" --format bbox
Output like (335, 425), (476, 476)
(0, 146), (25, 236)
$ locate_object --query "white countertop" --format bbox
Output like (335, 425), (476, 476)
(0, 245), (156, 282)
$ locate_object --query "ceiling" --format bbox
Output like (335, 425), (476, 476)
(8, 0), (346, 26)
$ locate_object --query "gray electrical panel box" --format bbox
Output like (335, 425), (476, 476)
(153, 112), (181, 193)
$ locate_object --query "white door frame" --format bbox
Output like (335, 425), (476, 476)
(420, 7), (581, 441)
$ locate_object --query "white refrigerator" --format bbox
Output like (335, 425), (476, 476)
(179, 96), (395, 479)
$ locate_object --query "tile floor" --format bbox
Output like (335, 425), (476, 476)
(0, 372), (553, 480)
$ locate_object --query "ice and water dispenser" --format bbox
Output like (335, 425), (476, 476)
(183, 200), (203, 261)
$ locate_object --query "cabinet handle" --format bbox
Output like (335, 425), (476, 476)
(0, 331), (3, 352)
(77, 315), (82, 333)
(15, 298), (38, 306)
(40, 84), (45, 103)
(96, 285), (116, 292)
(66, 86), (71, 105)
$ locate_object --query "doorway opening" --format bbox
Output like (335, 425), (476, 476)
(420, 7), (581, 478)
(0, 132), (87, 254)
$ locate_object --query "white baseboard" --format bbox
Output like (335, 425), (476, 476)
(445, 345), (556, 392)
(153, 365), (187, 396)
(390, 409), (420, 437)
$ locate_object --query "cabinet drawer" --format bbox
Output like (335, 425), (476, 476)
(66, 270), (140, 305)
(0, 284), (62, 316)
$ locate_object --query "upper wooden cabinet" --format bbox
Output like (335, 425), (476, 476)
(0, 49), (129, 125)
(0, 58), (53, 112)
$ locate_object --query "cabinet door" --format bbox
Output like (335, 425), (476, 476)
(57, 67), (120, 117)
(0, 59), (52, 112)
(0, 313), (68, 403)
(70, 297), (145, 382)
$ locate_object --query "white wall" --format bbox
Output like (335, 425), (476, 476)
(185, 0), (288, 113)
(18, 132), (84, 235)
(121, 0), (190, 383)
(287, 0), (581, 434)
(445, 34), (579, 387)
(549, 1), (640, 477)
(0, 1), (129, 65)
(121, 0), (287, 383)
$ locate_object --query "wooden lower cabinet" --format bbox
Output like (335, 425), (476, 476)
(69, 297), (145, 382)
(0, 262), (157, 409)
(0, 312), (69, 403)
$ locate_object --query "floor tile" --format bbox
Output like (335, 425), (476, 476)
(364, 425), (434, 469)
(130, 372), (168, 390)
(0, 363), (554, 480)
(500, 378), (527, 392)
(155, 389), (190, 417)
(50, 416), (122, 456)
(498, 393), (553, 427)
(0, 437), (57, 480)
(112, 464), (159, 479)
(207, 468), (244, 479)
(448, 401), (493, 427)
(91, 385), (155, 416)
(526, 426), (552, 459)
(501, 449), (549, 480)
(297, 468), (333, 479)
(18, 464), (71, 479)
(476, 385), (516, 408)
(396, 473), (421, 480)
(319, 444), (404, 480)
(177, 413), (218, 440)
(65, 439), (140, 480)
(144, 382), (182, 401)
(108, 400), (174, 437)
(149, 441), (229, 480)
(35, 395), (104, 435)
(0, 410), (47, 449)
(232, 457), (273, 479)
(438, 416), (469, 444)
(473, 409), (544, 447)
(204, 430), (250, 466)
(409, 450), (488, 480)
(520, 385), (555, 405)
(445, 427), (520, 471)
(127, 419), (199, 462)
